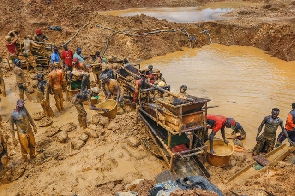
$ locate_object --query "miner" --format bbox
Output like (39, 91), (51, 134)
(48, 63), (65, 112)
(33, 28), (48, 42)
(10, 100), (37, 162)
(101, 74), (121, 102)
(34, 73), (54, 117)
(23, 35), (40, 71)
(72, 87), (107, 129)
(13, 59), (32, 101)
(206, 115), (236, 155)
(253, 108), (284, 156)
(5, 30), (18, 64)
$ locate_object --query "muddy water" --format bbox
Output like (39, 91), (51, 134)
(99, 7), (233, 22)
(141, 44), (295, 149)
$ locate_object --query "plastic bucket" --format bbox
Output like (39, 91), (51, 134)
(96, 99), (117, 119)
(205, 139), (234, 167)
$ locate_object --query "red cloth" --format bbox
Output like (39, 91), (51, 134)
(171, 144), (188, 154)
(6, 43), (17, 55)
(206, 115), (227, 132)
(61, 50), (73, 66)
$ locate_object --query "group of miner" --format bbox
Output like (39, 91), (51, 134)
(0, 28), (295, 172)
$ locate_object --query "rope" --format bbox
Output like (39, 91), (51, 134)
(63, 22), (90, 46)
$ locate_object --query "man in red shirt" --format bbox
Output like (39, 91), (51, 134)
(276, 103), (295, 146)
(206, 115), (236, 154)
(61, 44), (73, 71)
(5, 30), (18, 64)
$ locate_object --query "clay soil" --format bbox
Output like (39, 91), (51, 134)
(1, 0), (295, 195)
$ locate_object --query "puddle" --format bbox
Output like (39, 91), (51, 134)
(99, 7), (234, 22)
(141, 44), (295, 149)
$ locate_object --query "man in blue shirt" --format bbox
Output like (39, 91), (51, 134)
(50, 46), (60, 64)
(73, 47), (87, 63)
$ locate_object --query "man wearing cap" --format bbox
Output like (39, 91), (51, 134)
(5, 30), (18, 64)
(33, 28), (48, 42)
(23, 35), (40, 71)
(34, 73), (54, 117)
(50, 46), (60, 65)
(10, 100), (37, 162)
(276, 103), (295, 147)
(253, 108), (284, 156)
(101, 74), (121, 102)
(61, 44), (73, 71)
(73, 47), (87, 63)
(13, 59), (32, 101)
(72, 87), (107, 129)
(206, 115), (236, 154)
(48, 63), (65, 112)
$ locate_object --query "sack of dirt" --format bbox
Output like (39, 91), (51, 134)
(71, 139), (85, 150)
(85, 128), (98, 138)
(46, 126), (60, 137)
(59, 122), (77, 132)
(56, 131), (68, 143)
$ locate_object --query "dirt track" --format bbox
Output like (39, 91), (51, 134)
(1, 0), (295, 195)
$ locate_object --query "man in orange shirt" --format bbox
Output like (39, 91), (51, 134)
(206, 115), (236, 154)
(48, 63), (64, 112)
(276, 103), (295, 146)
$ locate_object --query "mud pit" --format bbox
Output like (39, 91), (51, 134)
(1, 0), (295, 195)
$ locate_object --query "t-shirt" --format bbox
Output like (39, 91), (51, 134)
(73, 52), (84, 63)
(48, 69), (63, 89)
(206, 115), (227, 132)
(50, 52), (60, 64)
(6, 43), (17, 55)
(61, 50), (73, 66)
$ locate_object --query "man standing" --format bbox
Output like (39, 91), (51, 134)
(0, 57), (6, 97)
(206, 115), (236, 154)
(5, 30), (18, 64)
(61, 44), (73, 71)
(50, 46), (60, 65)
(48, 63), (64, 112)
(72, 87), (107, 129)
(34, 73), (54, 117)
(23, 35), (40, 71)
(73, 47), (87, 64)
(253, 108), (284, 156)
(13, 59), (31, 101)
(276, 103), (295, 146)
(10, 100), (37, 162)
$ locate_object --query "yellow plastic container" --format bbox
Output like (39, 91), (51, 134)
(205, 139), (234, 167)
(96, 99), (117, 119)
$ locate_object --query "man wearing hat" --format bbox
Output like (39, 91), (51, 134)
(276, 103), (295, 147)
(13, 59), (32, 101)
(73, 47), (87, 63)
(48, 62), (65, 112)
(72, 87), (107, 129)
(33, 28), (48, 42)
(10, 99), (37, 162)
(34, 73), (54, 117)
(253, 108), (284, 156)
(206, 115), (236, 155)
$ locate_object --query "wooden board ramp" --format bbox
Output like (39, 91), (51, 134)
(226, 144), (295, 185)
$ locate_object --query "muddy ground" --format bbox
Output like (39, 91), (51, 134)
(1, 0), (295, 195)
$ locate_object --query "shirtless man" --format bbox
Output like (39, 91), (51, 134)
(10, 100), (37, 162)
(13, 59), (31, 101)
(253, 108), (284, 156)
(101, 74), (121, 102)
(48, 63), (65, 112)
(5, 30), (18, 65)
(23, 35), (40, 71)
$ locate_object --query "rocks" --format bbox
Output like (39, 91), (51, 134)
(45, 126), (60, 137)
(85, 128), (98, 138)
(59, 122), (77, 132)
(91, 114), (109, 127)
(127, 136), (140, 148)
(80, 132), (89, 142)
(56, 131), (68, 143)
(71, 139), (85, 150)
